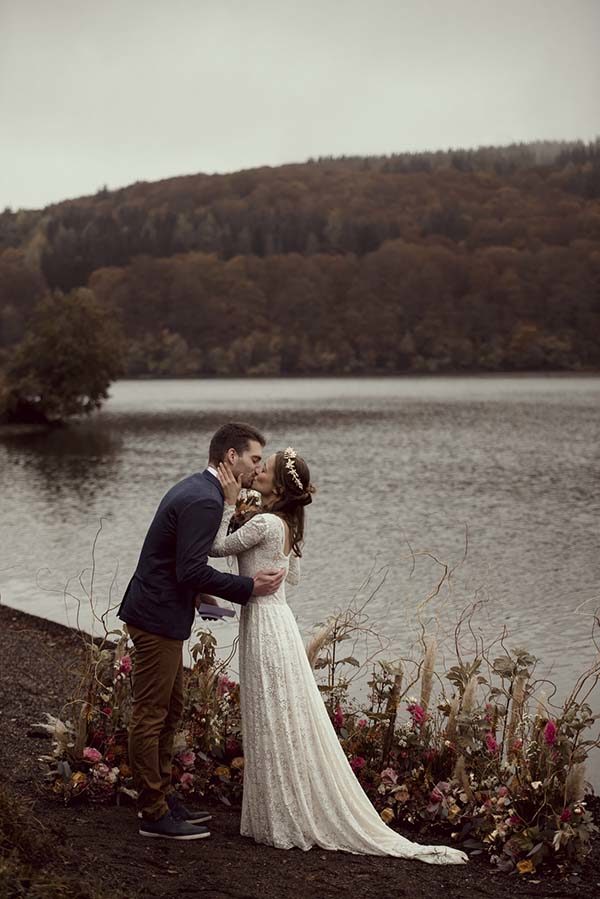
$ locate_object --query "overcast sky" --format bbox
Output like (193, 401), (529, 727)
(2, 0), (599, 210)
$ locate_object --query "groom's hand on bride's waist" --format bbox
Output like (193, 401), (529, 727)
(252, 568), (285, 596)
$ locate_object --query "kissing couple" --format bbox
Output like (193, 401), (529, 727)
(118, 422), (467, 864)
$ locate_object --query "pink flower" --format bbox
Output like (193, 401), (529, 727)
(350, 756), (366, 772)
(179, 750), (196, 769)
(217, 675), (236, 697)
(118, 654), (132, 675)
(380, 767), (398, 785)
(407, 703), (427, 726)
(429, 786), (444, 804)
(544, 720), (557, 746)
(560, 808), (572, 822)
(180, 772), (194, 791)
(485, 733), (498, 754)
(511, 738), (523, 753)
(497, 786), (509, 798)
(83, 746), (102, 764)
(357, 719), (367, 730)
(333, 706), (345, 729)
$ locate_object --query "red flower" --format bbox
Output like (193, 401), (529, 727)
(333, 706), (345, 729)
(429, 785), (444, 804)
(350, 756), (366, 772)
(485, 732), (498, 754)
(560, 808), (572, 822)
(217, 675), (237, 697)
(118, 654), (132, 675)
(543, 720), (557, 746)
(407, 703), (427, 726)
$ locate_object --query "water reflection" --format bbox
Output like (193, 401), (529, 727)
(1, 378), (599, 761)
(1, 424), (123, 501)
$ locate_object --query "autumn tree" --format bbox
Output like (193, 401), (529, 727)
(2, 288), (124, 424)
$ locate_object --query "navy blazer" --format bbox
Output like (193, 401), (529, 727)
(118, 470), (254, 640)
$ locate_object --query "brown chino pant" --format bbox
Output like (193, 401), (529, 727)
(127, 625), (184, 821)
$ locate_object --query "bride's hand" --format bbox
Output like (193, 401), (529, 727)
(217, 462), (243, 505)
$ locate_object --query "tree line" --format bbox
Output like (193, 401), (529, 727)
(0, 140), (599, 419)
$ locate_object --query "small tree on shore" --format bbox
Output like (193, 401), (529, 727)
(2, 288), (124, 424)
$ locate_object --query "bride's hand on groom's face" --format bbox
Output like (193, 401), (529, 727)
(217, 462), (243, 505)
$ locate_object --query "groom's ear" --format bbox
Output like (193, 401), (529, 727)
(225, 447), (238, 466)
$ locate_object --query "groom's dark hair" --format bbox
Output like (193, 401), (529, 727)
(209, 422), (266, 464)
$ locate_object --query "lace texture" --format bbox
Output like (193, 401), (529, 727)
(210, 506), (467, 864)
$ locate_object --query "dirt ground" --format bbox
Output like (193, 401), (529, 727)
(1, 604), (598, 899)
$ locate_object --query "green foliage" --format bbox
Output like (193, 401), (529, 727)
(2, 288), (124, 423)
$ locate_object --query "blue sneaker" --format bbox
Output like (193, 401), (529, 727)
(167, 793), (212, 825)
(139, 810), (210, 840)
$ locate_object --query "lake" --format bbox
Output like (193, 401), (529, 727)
(1, 376), (599, 776)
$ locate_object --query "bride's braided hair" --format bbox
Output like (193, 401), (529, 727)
(268, 449), (315, 557)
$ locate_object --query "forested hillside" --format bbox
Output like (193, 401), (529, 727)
(1, 140), (599, 375)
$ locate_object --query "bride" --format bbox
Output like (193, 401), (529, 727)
(208, 448), (467, 865)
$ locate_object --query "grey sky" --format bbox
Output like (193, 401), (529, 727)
(2, 0), (599, 210)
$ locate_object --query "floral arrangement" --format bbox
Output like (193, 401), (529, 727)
(227, 488), (262, 534)
(36, 601), (599, 876)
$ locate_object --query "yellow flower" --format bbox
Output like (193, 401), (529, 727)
(448, 803), (461, 822)
(517, 859), (535, 875)
(71, 771), (87, 784)
(231, 757), (245, 770)
(395, 784), (410, 803)
(214, 766), (231, 778)
(380, 808), (394, 825)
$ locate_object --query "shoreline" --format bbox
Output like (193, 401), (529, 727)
(1, 603), (599, 898)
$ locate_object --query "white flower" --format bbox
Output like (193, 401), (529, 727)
(531, 781), (542, 790)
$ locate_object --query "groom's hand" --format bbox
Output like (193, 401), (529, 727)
(217, 462), (243, 505)
(253, 568), (286, 596)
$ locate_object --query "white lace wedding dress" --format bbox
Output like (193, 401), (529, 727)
(210, 507), (467, 864)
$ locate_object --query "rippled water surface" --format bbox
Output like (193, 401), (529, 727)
(2, 376), (599, 771)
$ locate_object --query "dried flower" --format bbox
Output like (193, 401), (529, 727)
(380, 767), (398, 785)
(543, 720), (557, 746)
(407, 703), (427, 727)
(419, 637), (437, 715)
(180, 772), (194, 791)
(179, 749), (196, 769)
(380, 808), (395, 824)
(115, 654), (132, 677)
(516, 859), (535, 875)
(485, 733), (498, 754)
(350, 756), (366, 772)
(333, 706), (345, 729)
(83, 746), (102, 764)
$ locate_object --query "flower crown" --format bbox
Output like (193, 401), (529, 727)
(283, 447), (304, 492)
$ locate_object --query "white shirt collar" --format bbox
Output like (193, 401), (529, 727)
(206, 465), (219, 479)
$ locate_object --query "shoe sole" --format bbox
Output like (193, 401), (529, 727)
(139, 830), (211, 840)
(138, 812), (212, 824)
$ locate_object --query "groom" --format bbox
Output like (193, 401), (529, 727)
(118, 422), (285, 840)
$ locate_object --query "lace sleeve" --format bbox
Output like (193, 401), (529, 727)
(210, 505), (268, 558)
(286, 552), (301, 586)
